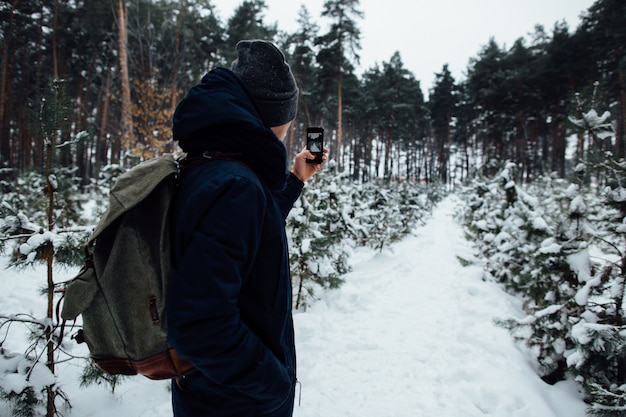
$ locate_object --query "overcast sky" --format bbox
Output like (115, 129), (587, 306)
(210, 0), (596, 92)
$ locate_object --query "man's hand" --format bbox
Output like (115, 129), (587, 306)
(291, 147), (328, 182)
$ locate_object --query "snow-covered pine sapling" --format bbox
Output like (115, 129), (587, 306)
(569, 100), (626, 416)
(288, 161), (349, 310)
(0, 80), (89, 417)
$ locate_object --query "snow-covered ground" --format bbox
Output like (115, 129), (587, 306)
(0, 195), (588, 416)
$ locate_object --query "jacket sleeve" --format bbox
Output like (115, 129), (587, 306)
(167, 175), (290, 402)
(273, 172), (304, 219)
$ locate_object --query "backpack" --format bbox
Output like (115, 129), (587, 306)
(61, 153), (196, 380)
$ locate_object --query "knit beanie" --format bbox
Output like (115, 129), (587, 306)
(231, 40), (299, 127)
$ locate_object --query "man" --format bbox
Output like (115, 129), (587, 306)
(167, 40), (325, 417)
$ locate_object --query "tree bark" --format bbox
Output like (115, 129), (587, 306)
(52, 0), (59, 80)
(116, 0), (132, 164)
(0, 2), (18, 166)
(97, 69), (113, 166)
(337, 71), (343, 169)
(618, 60), (626, 158)
(171, 0), (185, 118)
(43, 98), (56, 417)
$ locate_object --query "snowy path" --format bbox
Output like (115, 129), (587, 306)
(292, 196), (587, 417)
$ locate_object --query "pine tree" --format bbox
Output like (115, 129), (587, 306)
(0, 81), (89, 417)
(429, 65), (458, 184)
(225, 0), (277, 62)
(461, 103), (626, 415)
(568, 104), (626, 416)
(315, 0), (363, 169)
(288, 161), (351, 309)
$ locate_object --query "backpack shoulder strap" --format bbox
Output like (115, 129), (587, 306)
(180, 151), (247, 167)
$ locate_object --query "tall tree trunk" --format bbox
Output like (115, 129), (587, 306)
(363, 129), (373, 182)
(97, 69), (113, 166)
(76, 75), (88, 180)
(0, 52), (8, 163)
(618, 60), (626, 158)
(374, 137), (381, 178)
(337, 71), (343, 169)
(43, 90), (57, 417)
(551, 120), (566, 177)
(0, 2), (18, 166)
(352, 130), (362, 181)
(347, 123), (355, 177)
(171, 0), (185, 118)
(384, 128), (391, 179)
(31, 8), (45, 170)
(17, 77), (30, 170)
(52, 0), (59, 80)
(115, 0), (132, 164)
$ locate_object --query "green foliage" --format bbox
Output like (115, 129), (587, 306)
(0, 385), (40, 417)
(225, 0), (277, 62)
(78, 360), (127, 394)
(0, 168), (90, 268)
(288, 162), (353, 309)
(0, 78), (119, 416)
(3, 0), (624, 188)
(0, 156), (128, 415)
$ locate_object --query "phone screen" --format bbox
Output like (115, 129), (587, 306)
(306, 127), (324, 164)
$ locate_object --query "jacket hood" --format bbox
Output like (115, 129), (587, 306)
(172, 67), (288, 191)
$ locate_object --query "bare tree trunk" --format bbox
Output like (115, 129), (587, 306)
(405, 150), (410, 181)
(384, 128), (391, 179)
(17, 79), (30, 170)
(551, 120), (566, 177)
(434, 109), (451, 183)
(75, 74), (89, 180)
(52, 0), (59, 80)
(618, 61), (626, 158)
(374, 137), (381, 178)
(170, 0), (185, 118)
(115, 0), (132, 164)
(0, 2), (18, 166)
(363, 129), (373, 182)
(352, 130), (361, 181)
(45, 146), (56, 417)
(98, 69), (113, 166)
(0, 41), (8, 162)
(42, 87), (57, 417)
(337, 71), (343, 170)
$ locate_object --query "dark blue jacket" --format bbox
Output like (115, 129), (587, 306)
(167, 68), (301, 417)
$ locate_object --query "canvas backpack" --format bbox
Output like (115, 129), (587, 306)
(61, 153), (198, 380)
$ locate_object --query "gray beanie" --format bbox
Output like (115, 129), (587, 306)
(231, 40), (299, 127)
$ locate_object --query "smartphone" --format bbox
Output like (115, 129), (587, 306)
(306, 127), (324, 164)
